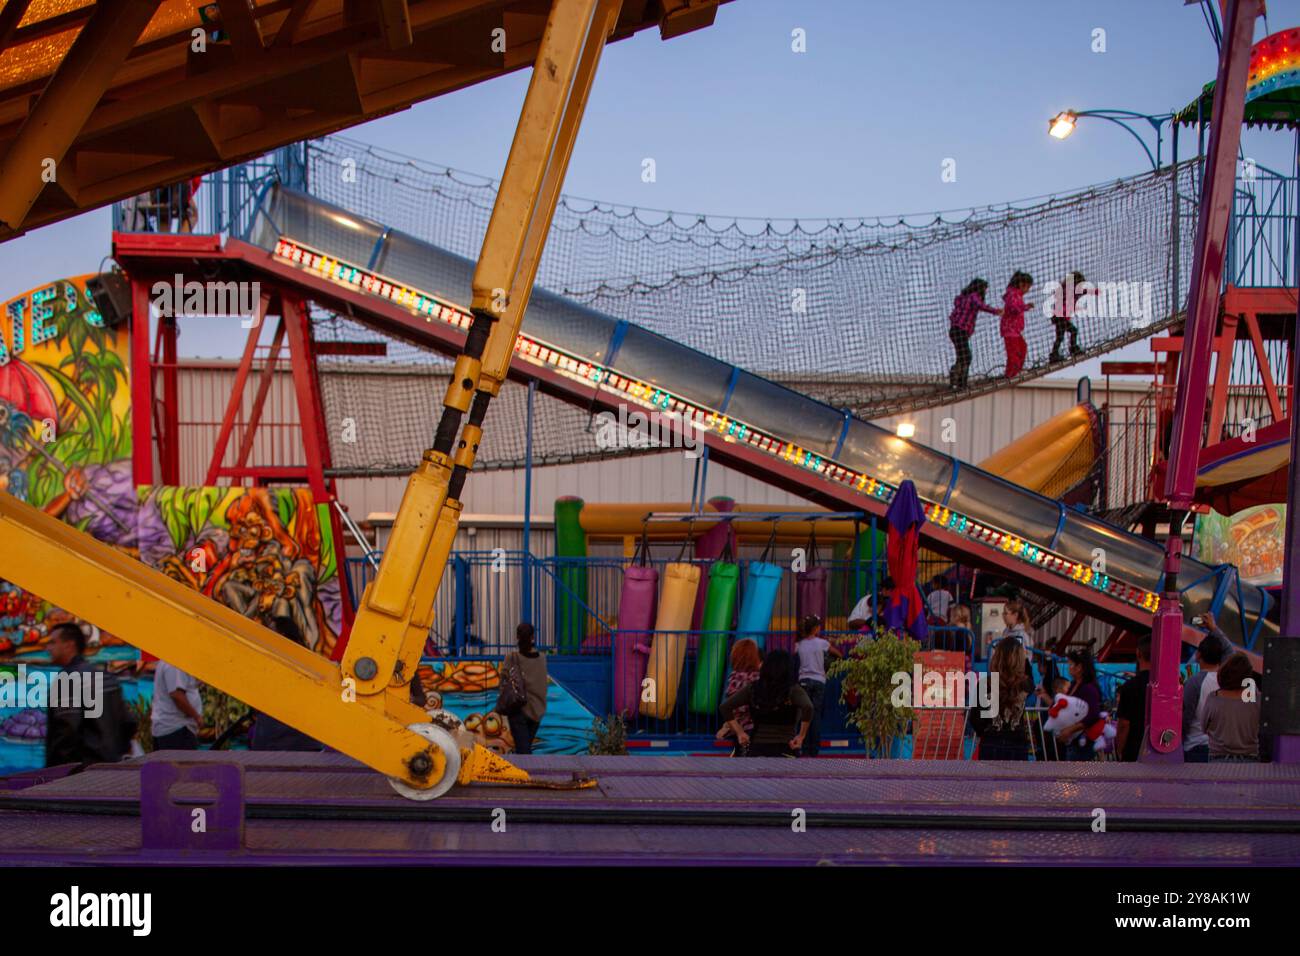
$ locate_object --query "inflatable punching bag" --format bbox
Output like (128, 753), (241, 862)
(689, 554), (739, 714)
(796, 526), (828, 624)
(553, 497), (588, 653)
(642, 561), (701, 719)
(613, 530), (658, 719)
(736, 530), (783, 650)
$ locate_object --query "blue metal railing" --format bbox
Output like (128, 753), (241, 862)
(1227, 161), (1299, 289)
(110, 144), (306, 238)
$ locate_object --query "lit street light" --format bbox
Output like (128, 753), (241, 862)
(1046, 108), (1175, 169)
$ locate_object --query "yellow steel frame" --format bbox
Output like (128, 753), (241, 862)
(0, 0), (620, 794)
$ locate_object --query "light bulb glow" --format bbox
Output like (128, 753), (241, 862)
(1049, 110), (1078, 139)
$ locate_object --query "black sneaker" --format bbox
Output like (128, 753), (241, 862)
(1049, 351), (1062, 363)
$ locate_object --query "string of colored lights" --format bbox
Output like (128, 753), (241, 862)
(272, 236), (1161, 614)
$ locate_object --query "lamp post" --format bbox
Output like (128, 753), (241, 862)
(1048, 109), (1177, 169)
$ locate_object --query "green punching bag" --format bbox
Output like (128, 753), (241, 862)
(689, 560), (739, 714)
(553, 497), (588, 653)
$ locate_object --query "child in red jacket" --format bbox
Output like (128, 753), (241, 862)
(1001, 271), (1034, 378)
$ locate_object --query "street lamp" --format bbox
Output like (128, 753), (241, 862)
(1049, 110), (1078, 139)
(1046, 108), (1176, 169)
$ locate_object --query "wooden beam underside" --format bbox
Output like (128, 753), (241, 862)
(0, 0), (723, 239)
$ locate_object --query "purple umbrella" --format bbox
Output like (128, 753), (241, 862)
(882, 480), (929, 642)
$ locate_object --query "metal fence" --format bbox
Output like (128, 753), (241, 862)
(1228, 162), (1299, 289)
(111, 144), (306, 237)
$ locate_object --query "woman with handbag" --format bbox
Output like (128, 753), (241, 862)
(719, 650), (813, 758)
(497, 623), (548, 754)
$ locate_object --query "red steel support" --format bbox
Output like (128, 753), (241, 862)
(130, 276), (154, 485)
(1148, 0), (1262, 762)
(234, 316), (287, 476)
(1205, 312), (1239, 444)
(282, 297), (355, 636)
(1242, 311), (1284, 424)
(206, 291), (271, 485)
(161, 315), (180, 485)
(282, 298), (329, 501)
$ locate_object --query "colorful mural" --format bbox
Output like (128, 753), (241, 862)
(0, 276), (132, 657)
(1195, 504), (1287, 587)
(414, 660), (596, 755)
(137, 486), (343, 656)
(0, 279), (345, 771)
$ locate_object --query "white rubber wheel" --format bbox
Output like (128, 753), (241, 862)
(388, 722), (462, 801)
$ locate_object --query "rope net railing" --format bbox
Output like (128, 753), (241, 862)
(303, 135), (1196, 474)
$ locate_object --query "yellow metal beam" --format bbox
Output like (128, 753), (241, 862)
(341, 0), (617, 700)
(0, 0), (162, 233)
(481, 0), (619, 395)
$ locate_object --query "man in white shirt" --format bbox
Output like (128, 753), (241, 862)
(927, 581), (954, 622)
(1182, 626), (1227, 762)
(847, 577), (894, 630)
(151, 659), (204, 750)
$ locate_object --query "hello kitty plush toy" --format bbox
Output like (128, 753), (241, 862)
(1043, 693), (1116, 753)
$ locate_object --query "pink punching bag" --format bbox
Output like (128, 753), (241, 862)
(792, 526), (827, 653)
(688, 499), (736, 650)
(613, 530), (658, 719)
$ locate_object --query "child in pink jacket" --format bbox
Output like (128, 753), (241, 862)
(1001, 271), (1034, 378)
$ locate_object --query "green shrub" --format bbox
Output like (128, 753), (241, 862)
(828, 627), (920, 757)
(588, 714), (629, 755)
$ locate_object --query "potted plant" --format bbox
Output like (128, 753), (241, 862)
(588, 713), (629, 755)
(828, 627), (920, 758)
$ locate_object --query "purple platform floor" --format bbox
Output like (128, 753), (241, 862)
(1, 750), (1299, 865)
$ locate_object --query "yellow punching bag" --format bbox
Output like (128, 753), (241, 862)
(642, 562), (701, 720)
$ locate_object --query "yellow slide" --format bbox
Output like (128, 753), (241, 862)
(918, 404), (1100, 571)
(978, 403), (1101, 496)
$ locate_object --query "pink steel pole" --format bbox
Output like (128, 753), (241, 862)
(1145, 0), (1262, 761)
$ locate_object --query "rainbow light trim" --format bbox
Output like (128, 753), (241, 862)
(273, 236), (1162, 615)
(1247, 28), (1300, 102)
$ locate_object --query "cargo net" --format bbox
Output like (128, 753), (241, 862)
(313, 312), (668, 473)
(305, 135), (1196, 472)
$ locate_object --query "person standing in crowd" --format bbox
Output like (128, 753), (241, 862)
(927, 577), (954, 624)
(249, 617), (324, 752)
(44, 623), (136, 769)
(151, 657), (204, 751)
(1001, 270), (1035, 378)
(1049, 649), (1103, 761)
(847, 576), (894, 631)
(719, 649), (813, 757)
(947, 278), (1002, 389)
(1182, 628), (1227, 763)
(1001, 599), (1033, 649)
(1115, 635), (1152, 761)
(793, 615), (843, 757)
(971, 635), (1033, 759)
(502, 622), (548, 755)
(1203, 652), (1260, 762)
(946, 604), (975, 654)
(716, 638), (762, 755)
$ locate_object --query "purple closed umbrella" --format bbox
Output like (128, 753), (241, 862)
(883, 480), (929, 642)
